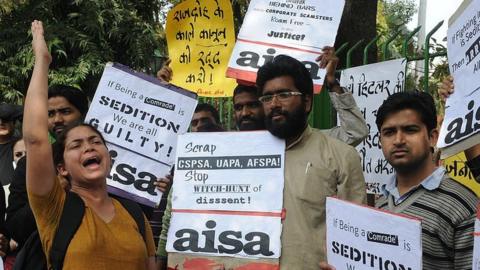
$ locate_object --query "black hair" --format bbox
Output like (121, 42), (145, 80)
(52, 121), (107, 167)
(48, 85), (89, 117)
(11, 136), (23, 149)
(256, 55), (313, 99)
(233, 84), (259, 99)
(196, 122), (225, 132)
(194, 103), (220, 124)
(375, 91), (437, 133)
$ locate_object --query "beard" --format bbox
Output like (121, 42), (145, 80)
(237, 115), (265, 131)
(265, 105), (307, 139)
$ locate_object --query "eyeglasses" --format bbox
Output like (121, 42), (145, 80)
(258, 91), (303, 104)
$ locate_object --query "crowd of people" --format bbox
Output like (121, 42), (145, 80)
(0, 19), (478, 270)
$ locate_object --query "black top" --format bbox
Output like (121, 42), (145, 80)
(6, 157), (36, 248)
(0, 140), (15, 185)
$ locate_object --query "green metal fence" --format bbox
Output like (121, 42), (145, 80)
(310, 21), (447, 130)
(153, 21), (448, 130)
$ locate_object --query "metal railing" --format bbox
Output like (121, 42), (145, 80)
(151, 21), (448, 131)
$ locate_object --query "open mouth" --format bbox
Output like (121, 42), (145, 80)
(82, 156), (101, 168)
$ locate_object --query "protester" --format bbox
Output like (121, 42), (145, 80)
(23, 20), (156, 269)
(7, 73), (170, 258)
(12, 138), (25, 168)
(320, 91), (478, 270)
(0, 104), (22, 186)
(159, 50), (368, 145)
(6, 86), (89, 252)
(190, 103), (223, 132)
(438, 75), (480, 181)
(232, 47), (368, 147)
(232, 84), (266, 131)
(47, 85), (88, 137)
(155, 50), (367, 269)
(3, 138), (25, 209)
(0, 104), (21, 267)
(255, 54), (366, 269)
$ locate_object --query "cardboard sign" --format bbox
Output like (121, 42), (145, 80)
(326, 197), (422, 270)
(339, 59), (406, 194)
(86, 63), (197, 206)
(166, 0), (237, 97)
(443, 151), (480, 196)
(167, 212), (282, 259)
(438, 0), (480, 155)
(167, 131), (284, 260)
(227, 0), (345, 93)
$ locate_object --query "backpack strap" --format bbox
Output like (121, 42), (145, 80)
(114, 197), (146, 241)
(50, 192), (85, 270)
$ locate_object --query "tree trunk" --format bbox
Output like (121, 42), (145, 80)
(335, 0), (378, 68)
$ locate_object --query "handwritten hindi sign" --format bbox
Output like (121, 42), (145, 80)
(444, 152), (480, 196)
(166, 0), (237, 97)
(86, 63), (198, 206)
(167, 131), (284, 260)
(438, 0), (480, 155)
(340, 59), (406, 194)
(326, 197), (422, 270)
(227, 0), (345, 93)
(474, 214), (480, 270)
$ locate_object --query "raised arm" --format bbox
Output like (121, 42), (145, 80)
(316, 46), (368, 146)
(326, 91), (369, 147)
(23, 20), (56, 196)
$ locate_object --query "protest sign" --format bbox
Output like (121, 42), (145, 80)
(473, 213), (480, 270)
(86, 63), (197, 206)
(167, 131), (284, 261)
(167, 212), (282, 259)
(438, 0), (480, 157)
(444, 152), (480, 196)
(166, 0), (237, 97)
(326, 197), (422, 270)
(340, 59), (406, 194)
(172, 131), (285, 212)
(227, 0), (345, 93)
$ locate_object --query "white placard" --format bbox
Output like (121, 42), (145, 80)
(166, 212), (282, 259)
(172, 131), (285, 212)
(326, 197), (422, 270)
(438, 0), (480, 149)
(238, 0), (345, 51)
(86, 63), (198, 206)
(473, 217), (480, 270)
(167, 131), (285, 259)
(340, 59), (406, 194)
(227, 0), (345, 92)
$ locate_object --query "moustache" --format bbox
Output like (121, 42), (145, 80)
(391, 147), (409, 154)
(267, 108), (288, 118)
(240, 115), (256, 122)
(53, 124), (66, 133)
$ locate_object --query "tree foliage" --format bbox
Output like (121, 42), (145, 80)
(0, 0), (166, 103)
(376, 0), (417, 59)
